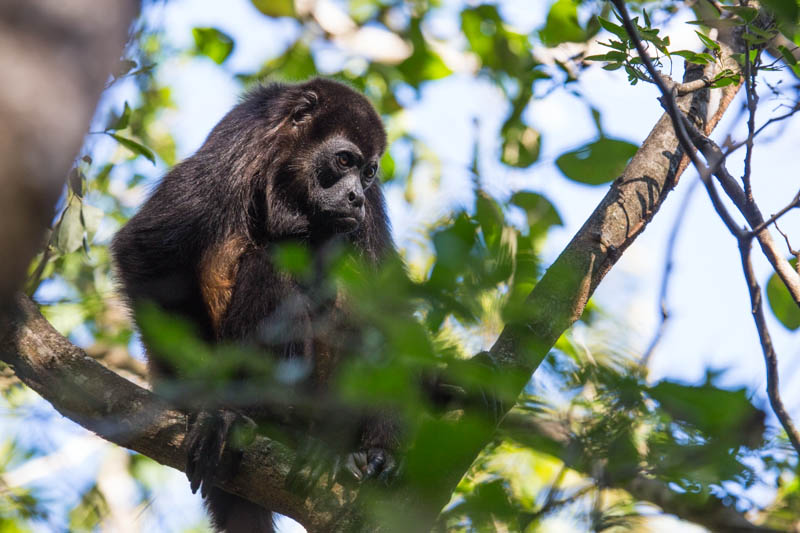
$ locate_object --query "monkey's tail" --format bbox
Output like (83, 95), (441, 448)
(206, 488), (275, 533)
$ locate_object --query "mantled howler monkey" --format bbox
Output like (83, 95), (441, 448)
(112, 78), (399, 533)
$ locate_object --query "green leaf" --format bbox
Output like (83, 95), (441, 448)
(762, 0), (799, 24)
(192, 27), (235, 65)
(694, 30), (721, 52)
(380, 150), (395, 182)
(251, 0), (294, 17)
(114, 59), (138, 77)
(720, 5), (759, 23)
(585, 51), (628, 63)
(500, 121), (540, 168)
(670, 50), (714, 65)
(53, 198), (84, 254)
(766, 259), (800, 330)
(109, 133), (156, 164)
(778, 44), (798, 66)
(596, 16), (629, 43)
(80, 204), (104, 242)
(68, 168), (84, 198)
(649, 381), (764, 441)
(509, 192), (562, 236)
(556, 137), (638, 185)
(397, 18), (452, 87)
(540, 0), (587, 46)
(107, 101), (131, 131)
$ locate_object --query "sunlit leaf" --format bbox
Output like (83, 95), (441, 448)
(192, 27), (235, 64)
(766, 259), (800, 330)
(251, 0), (294, 17)
(540, 0), (588, 46)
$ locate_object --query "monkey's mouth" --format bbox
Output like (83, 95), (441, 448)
(332, 215), (361, 233)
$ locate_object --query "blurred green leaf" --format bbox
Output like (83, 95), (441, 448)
(53, 198), (84, 254)
(251, 0), (294, 17)
(556, 137), (637, 185)
(192, 27), (235, 64)
(109, 133), (156, 164)
(720, 5), (759, 23)
(762, 0), (799, 24)
(649, 380), (764, 440)
(80, 204), (104, 242)
(501, 121), (540, 168)
(766, 259), (800, 330)
(695, 30), (721, 52)
(68, 168), (84, 198)
(397, 18), (452, 87)
(510, 192), (562, 237)
(107, 101), (132, 131)
(462, 5), (537, 76)
(540, 0), (588, 46)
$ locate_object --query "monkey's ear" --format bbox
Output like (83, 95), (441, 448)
(291, 90), (319, 125)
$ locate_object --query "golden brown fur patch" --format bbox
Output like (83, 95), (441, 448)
(198, 235), (248, 335)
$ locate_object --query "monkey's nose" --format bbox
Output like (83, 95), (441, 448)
(348, 190), (364, 208)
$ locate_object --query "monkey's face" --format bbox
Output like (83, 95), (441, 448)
(307, 136), (379, 233)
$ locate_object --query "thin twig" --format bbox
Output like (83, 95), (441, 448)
(613, 0), (800, 458)
(610, 0), (744, 239)
(681, 120), (800, 305)
(748, 189), (800, 236)
(738, 236), (800, 453)
(640, 179), (701, 367)
(773, 221), (800, 264)
(724, 102), (800, 155)
(742, 33), (758, 203)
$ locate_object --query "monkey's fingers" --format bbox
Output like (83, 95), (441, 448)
(185, 409), (252, 498)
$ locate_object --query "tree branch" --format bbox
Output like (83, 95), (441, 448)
(614, 1), (800, 456)
(0, 0), (139, 324)
(0, 294), (358, 532)
(502, 412), (781, 532)
(737, 239), (800, 453)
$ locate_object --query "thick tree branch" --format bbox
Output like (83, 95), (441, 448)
(0, 0), (139, 324)
(0, 294), (358, 532)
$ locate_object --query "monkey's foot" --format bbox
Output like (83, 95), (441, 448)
(343, 447), (399, 484)
(185, 409), (256, 498)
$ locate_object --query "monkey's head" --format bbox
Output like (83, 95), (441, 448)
(236, 78), (387, 239)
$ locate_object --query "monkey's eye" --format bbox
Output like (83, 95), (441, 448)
(336, 151), (355, 168)
(364, 163), (378, 180)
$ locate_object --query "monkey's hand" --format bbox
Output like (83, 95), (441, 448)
(343, 447), (399, 483)
(185, 409), (256, 498)
(286, 441), (400, 494)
